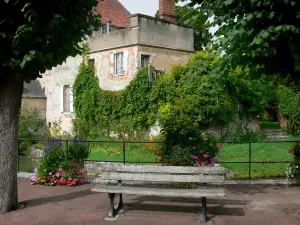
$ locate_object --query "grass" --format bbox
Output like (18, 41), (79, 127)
(19, 157), (40, 173)
(86, 139), (298, 179)
(18, 137), (299, 179)
(221, 142), (293, 179)
(260, 121), (281, 129)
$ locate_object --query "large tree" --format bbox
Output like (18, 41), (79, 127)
(175, 5), (212, 51)
(178, 0), (300, 86)
(0, 0), (100, 213)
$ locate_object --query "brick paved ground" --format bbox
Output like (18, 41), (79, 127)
(0, 179), (299, 225)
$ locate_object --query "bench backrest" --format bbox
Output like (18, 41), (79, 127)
(101, 164), (226, 183)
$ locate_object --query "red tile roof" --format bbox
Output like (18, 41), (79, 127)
(95, 0), (132, 28)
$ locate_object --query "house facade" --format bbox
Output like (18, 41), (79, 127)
(38, 0), (195, 133)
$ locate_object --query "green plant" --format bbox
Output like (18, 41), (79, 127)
(286, 142), (300, 182)
(19, 107), (45, 155)
(67, 140), (89, 164)
(37, 139), (67, 178)
(276, 86), (300, 134)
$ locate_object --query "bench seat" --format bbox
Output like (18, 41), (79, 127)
(92, 184), (225, 198)
(92, 164), (226, 223)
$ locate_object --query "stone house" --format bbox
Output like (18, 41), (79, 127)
(38, 0), (195, 133)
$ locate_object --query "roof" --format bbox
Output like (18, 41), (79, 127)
(23, 79), (46, 98)
(95, 0), (132, 28)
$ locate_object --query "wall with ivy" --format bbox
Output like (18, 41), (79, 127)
(73, 51), (277, 140)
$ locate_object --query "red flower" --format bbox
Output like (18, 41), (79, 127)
(43, 176), (47, 179)
(51, 169), (55, 173)
(60, 180), (67, 185)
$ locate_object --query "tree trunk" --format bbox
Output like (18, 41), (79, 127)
(0, 75), (24, 213)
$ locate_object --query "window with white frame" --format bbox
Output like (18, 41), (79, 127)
(114, 52), (124, 75)
(60, 85), (73, 113)
(100, 25), (107, 34)
(141, 54), (150, 68)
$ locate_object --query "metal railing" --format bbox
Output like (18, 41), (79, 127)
(18, 138), (297, 180)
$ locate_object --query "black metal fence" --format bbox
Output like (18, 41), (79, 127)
(18, 138), (297, 180)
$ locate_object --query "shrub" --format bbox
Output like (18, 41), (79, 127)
(33, 139), (89, 187)
(19, 107), (45, 155)
(156, 110), (222, 166)
(286, 142), (300, 182)
(67, 140), (89, 165)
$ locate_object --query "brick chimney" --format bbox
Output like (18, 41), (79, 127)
(159, 0), (177, 23)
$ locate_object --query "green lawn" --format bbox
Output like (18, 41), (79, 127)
(18, 137), (299, 179)
(221, 142), (294, 179)
(87, 140), (297, 179)
(88, 142), (156, 163)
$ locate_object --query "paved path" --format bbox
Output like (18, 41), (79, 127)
(0, 179), (299, 225)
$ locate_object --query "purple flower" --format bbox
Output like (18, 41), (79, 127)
(203, 137), (208, 141)
(33, 168), (38, 174)
(190, 155), (198, 160)
(55, 172), (60, 178)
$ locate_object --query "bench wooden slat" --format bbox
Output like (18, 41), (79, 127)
(92, 184), (225, 197)
(100, 164), (226, 175)
(101, 172), (225, 183)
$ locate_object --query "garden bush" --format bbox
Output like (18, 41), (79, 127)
(155, 105), (223, 166)
(286, 142), (300, 182)
(19, 107), (45, 155)
(31, 139), (89, 186)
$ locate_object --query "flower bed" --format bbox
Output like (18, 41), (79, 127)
(31, 139), (89, 187)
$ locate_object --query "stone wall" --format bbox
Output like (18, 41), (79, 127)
(89, 14), (194, 53)
(90, 46), (139, 91)
(42, 55), (82, 133)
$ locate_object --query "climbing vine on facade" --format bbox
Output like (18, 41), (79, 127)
(73, 51), (276, 139)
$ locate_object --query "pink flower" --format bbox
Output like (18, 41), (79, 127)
(33, 168), (38, 174)
(203, 153), (209, 158)
(31, 175), (37, 182)
(55, 172), (60, 178)
(203, 137), (208, 141)
(190, 155), (198, 159)
(192, 146), (196, 150)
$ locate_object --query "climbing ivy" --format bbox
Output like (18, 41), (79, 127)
(73, 51), (276, 139)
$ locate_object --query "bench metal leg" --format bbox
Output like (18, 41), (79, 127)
(117, 194), (123, 210)
(108, 193), (116, 218)
(201, 197), (207, 223)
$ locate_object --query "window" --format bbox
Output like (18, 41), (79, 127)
(114, 52), (124, 75)
(60, 85), (73, 113)
(63, 85), (71, 112)
(100, 25), (107, 34)
(141, 54), (150, 68)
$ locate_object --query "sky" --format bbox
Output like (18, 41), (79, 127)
(119, 0), (186, 17)
(119, 0), (217, 35)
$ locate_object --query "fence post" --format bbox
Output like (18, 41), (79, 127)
(122, 142), (126, 165)
(65, 140), (69, 152)
(248, 142), (252, 181)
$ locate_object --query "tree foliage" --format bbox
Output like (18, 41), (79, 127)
(0, 0), (100, 80)
(174, 6), (212, 51)
(177, 0), (300, 85)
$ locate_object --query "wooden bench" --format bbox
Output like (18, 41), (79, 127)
(92, 164), (226, 223)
